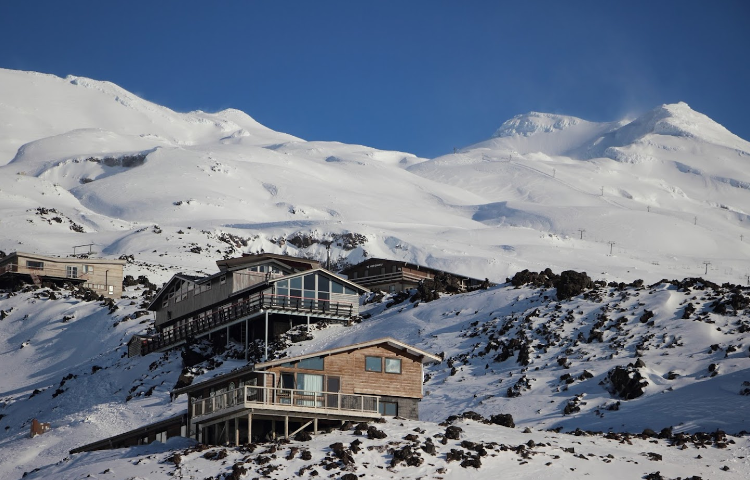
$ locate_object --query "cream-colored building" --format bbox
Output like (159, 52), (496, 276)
(0, 251), (126, 298)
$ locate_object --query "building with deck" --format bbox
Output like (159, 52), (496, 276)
(128, 253), (369, 358)
(340, 257), (488, 293)
(0, 251), (126, 298)
(70, 337), (441, 452)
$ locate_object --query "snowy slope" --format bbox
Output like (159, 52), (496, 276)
(1, 68), (749, 286)
(2, 67), (750, 478)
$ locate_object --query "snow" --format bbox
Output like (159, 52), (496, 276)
(1, 67), (749, 478)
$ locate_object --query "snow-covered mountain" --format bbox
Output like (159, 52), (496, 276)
(1, 68), (749, 286)
(1, 68), (750, 479)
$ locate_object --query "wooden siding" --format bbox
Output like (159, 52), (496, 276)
(154, 275), (233, 328)
(0, 253), (125, 298)
(265, 344), (423, 399)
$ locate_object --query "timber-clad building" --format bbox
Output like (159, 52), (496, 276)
(0, 251), (126, 298)
(70, 337), (441, 452)
(340, 257), (487, 293)
(129, 253), (369, 358)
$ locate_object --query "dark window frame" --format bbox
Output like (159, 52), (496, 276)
(384, 357), (402, 374)
(365, 356), (382, 372)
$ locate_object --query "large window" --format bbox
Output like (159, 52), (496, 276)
(66, 266), (79, 278)
(385, 358), (402, 374)
(26, 260), (44, 269)
(379, 401), (398, 416)
(298, 356), (324, 370)
(365, 356), (382, 372)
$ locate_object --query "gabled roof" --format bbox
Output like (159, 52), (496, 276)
(217, 253), (320, 273)
(146, 273), (204, 311)
(271, 268), (369, 294)
(172, 337), (442, 396)
(255, 337), (442, 370)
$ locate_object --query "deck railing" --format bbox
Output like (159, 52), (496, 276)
(350, 271), (431, 286)
(137, 292), (355, 355)
(191, 385), (380, 419)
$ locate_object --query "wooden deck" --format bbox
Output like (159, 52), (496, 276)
(136, 292), (355, 355)
(191, 385), (381, 425)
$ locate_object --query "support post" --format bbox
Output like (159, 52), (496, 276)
(226, 326), (230, 347)
(224, 420), (229, 445)
(284, 415), (289, 439)
(264, 311), (269, 361)
(313, 417), (318, 435)
(306, 315), (310, 331)
(235, 417), (239, 445)
(248, 413), (253, 443)
(244, 318), (249, 361)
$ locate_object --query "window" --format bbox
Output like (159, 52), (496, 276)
(331, 281), (343, 294)
(108, 285), (114, 295)
(385, 358), (402, 374)
(378, 401), (398, 416)
(365, 356), (382, 372)
(26, 260), (44, 269)
(82, 265), (94, 274)
(220, 275), (226, 285)
(298, 356), (324, 370)
(303, 274), (315, 290)
(344, 286), (357, 295)
(389, 285), (396, 293)
(66, 266), (78, 278)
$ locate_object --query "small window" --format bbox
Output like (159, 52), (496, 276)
(26, 260), (44, 269)
(66, 266), (79, 278)
(344, 286), (357, 295)
(331, 281), (344, 294)
(303, 274), (315, 290)
(378, 401), (398, 416)
(365, 356), (382, 372)
(280, 361), (295, 368)
(108, 285), (114, 295)
(84, 265), (94, 274)
(298, 356), (324, 370)
(220, 275), (226, 285)
(385, 358), (402, 374)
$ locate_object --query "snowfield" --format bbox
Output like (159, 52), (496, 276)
(1, 68), (749, 478)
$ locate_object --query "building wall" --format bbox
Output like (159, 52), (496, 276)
(266, 344), (423, 399)
(379, 395), (419, 420)
(1, 253), (125, 298)
(154, 275), (236, 329)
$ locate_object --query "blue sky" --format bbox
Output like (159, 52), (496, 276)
(1, 1), (749, 158)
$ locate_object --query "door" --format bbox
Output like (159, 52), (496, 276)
(297, 373), (324, 407)
(326, 376), (340, 408)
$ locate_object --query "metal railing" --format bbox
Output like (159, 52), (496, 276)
(351, 271), (431, 286)
(137, 292), (355, 355)
(191, 385), (380, 418)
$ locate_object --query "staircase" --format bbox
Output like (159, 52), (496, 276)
(29, 272), (42, 286)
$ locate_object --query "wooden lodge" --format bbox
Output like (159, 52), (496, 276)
(0, 251), (126, 298)
(340, 257), (488, 293)
(128, 253), (369, 358)
(70, 337), (441, 453)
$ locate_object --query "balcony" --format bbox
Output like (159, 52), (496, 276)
(191, 385), (381, 422)
(138, 292), (356, 355)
